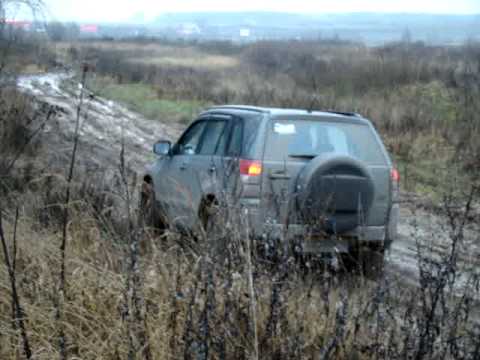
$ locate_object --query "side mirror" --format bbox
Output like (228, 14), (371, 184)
(183, 144), (195, 155)
(153, 140), (171, 156)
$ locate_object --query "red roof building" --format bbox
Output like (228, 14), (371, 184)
(80, 24), (98, 33)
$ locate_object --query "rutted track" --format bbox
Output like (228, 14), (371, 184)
(390, 202), (479, 283)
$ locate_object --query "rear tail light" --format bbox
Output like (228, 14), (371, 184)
(391, 168), (400, 183)
(391, 167), (400, 201)
(239, 159), (262, 176)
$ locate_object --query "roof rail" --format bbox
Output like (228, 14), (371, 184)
(207, 105), (267, 113)
(324, 110), (362, 117)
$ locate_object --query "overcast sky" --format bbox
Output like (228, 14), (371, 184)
(10, 0), (480, 22)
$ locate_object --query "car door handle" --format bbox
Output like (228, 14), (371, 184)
(269, 174), (291, 180)
(208, 166), (216, 173)
(179, 162), (187, 170)
(269, 170), (291, 180)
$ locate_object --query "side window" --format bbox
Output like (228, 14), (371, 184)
(198, 120), (227, 155)
(215, 120), (230, 156)
(226, 120), (243, 156)
(175, 121), (207, 155)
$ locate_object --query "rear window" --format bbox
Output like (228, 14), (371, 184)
(264, 120), (387, 165)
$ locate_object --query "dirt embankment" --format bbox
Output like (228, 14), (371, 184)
(18, 73), (183, 174)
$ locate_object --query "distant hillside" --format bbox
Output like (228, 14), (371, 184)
(153, 11), (312, 28)
(149, 12), (480, 45)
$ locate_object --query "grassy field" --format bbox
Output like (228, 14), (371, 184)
(127, 54), (238, 69)
(58, 41), (239, 69)
(89, 76), (207, 123)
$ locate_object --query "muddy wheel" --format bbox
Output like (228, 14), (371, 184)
(198, 197), (220, 233)
(340, 245), (384, 280)
(198, 197), (226, 255)
(339, 250), (359, 273)
(363, 246), (385, 280)
(139, 181), (166, 231)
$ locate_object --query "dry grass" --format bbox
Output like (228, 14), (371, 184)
(127, 55), (238, 69)
(0, 212), (375, 359)
(57, 41), (239, 70)
(1, 177), (479, 359)
(55, 41), (175, 53)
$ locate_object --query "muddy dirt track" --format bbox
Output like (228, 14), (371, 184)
(17, 72), (480, 293)
(18, 73), (183, 173)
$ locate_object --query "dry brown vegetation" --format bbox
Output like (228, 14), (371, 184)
(1, 170), (479, 359)
(1, 27), (480, 359)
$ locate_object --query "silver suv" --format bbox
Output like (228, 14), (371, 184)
(142, 106), (399, 271)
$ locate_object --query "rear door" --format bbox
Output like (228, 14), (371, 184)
(261, 117), (391, 226)
(261, 120), (309, 224)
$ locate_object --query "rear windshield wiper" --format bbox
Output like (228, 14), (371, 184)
(288, 153), (317, 159)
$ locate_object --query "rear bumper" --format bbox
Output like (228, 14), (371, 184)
(265, 224), (386, 253)
(266, 223), (386, 240)
(242, 203), (398, 253)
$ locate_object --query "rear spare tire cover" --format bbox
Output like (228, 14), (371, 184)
(295, 153), (374, 234)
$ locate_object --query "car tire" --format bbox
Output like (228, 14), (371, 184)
(363, 246), (385, 280)
(139, 181), (167, 231)
(340, 245), (384, 280)
(198, 197), (231, 257)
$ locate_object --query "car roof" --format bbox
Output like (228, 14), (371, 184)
(203, 105), (367, 123)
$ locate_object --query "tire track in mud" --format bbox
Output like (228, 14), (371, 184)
(387, 197), (479, 304)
